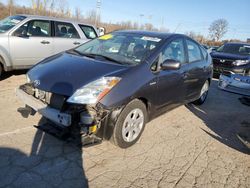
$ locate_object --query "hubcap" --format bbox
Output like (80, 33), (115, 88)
(122, 108), (144, 142)
(200, 81), (209, 101)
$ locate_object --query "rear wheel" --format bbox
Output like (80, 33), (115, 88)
(111, 99), (147, 148)
(193, 80), (209, 105)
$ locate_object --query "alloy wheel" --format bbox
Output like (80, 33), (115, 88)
(122, 108), (144, 142)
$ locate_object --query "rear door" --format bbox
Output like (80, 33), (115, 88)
(183, 38), (207, 102)
(9, 19), (53, 67)
(155, 37), (186, 110)
(53, 21), (86, 54)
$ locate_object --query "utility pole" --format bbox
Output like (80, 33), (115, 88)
(174, 23), (182, 32)
(95, 0), (101, 27)
(139, 14), (144, 29)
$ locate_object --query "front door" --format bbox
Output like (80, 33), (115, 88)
(9, 19), (53, 67)
(156, 38), (186, 110)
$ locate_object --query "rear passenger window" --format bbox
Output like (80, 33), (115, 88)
(54, 21), (80, 39)
(79, 25), (97, 39)
(201, 47), (208, 60)
(187, 40), (202, 62)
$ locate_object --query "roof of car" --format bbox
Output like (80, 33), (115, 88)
(225, 42), (250, 45)
(16, 14), (96, 28)
(114, 30), (183, 39)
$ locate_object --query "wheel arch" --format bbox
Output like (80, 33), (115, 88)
(207, 77), (211, 85)
(0, 47), (12, 71)
(100, 97), (151, 141)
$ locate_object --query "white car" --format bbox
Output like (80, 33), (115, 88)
(0, 15), (100, 78)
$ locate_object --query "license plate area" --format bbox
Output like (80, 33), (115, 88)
(34, 89), (65, 110)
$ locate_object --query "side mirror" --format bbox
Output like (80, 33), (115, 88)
(161, 59), (181, 70)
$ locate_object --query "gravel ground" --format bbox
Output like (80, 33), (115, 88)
(0, 72), (249, 188)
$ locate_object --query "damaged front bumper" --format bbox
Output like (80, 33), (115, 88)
(16, 88), (72, 126)
(218, 74), (250, 96)
(16, 84), (115, 146)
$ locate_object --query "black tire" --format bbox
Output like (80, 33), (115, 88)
(111, 99), (147, 148)
(0, 64), (3, 79)
(193, 80), (209, 105)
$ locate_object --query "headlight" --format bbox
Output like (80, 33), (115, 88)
(26, 74), (31, 83)
(67, 77), (121, 104)
(232, 60), (250, 66)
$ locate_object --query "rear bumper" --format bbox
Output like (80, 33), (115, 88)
(218, 74), (250, 96)
(16, 88), (72, 126)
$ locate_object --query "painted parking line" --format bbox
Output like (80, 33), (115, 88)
(0, 126), (33, 137)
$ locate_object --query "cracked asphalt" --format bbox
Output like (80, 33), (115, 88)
(0, 72), (249, 188)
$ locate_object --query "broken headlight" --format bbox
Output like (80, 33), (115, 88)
(67, 77), (121, 104)
(232, 60), (250, 66)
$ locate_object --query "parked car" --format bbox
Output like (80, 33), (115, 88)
(211, 42), (250, 76)
(0, 15), (99, 78)
(16, 31), (213, 148)
(207, 46), (219, 54)
(219, 73), (250, 96)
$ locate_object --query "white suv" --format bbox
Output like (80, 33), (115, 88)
(0, 15), (99, 78)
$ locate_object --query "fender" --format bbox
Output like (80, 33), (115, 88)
(95, 103), (125, 141)
(0, 45), (12, 71)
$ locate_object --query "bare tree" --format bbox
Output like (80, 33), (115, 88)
(186, 31), (207, 44)
(159, 26), (169, 32)
(209, 19), (229, 41)
(85, 10), (98, 25)
(7, 0), (15, 15)
(75, 7), (81, 20)
(49, 0), (55, 16)
(144, 23), (153, 31)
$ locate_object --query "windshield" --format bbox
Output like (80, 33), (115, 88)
(0, 15), (26, 33)
(74, 33), (163, 65)
(217, 43), (250, 55)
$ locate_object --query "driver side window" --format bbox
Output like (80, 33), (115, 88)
(13, 20), (51, 37)
(159, 38), (185, 65)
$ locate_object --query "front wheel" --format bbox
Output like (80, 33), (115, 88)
(0, 64), (3, 79)
(111, 99), (147, 148)
(193, 80), (209, 105)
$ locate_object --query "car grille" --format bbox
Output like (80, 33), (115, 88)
(20, 84), (66, 110)
(212, 58), (234, 68)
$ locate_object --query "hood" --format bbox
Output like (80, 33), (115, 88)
(211, 52), (249, 61)
(28, 52), (129, 96)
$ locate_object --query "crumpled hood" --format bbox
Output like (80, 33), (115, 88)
(211, 52), (250, 61)
(28, 52), (128, 96)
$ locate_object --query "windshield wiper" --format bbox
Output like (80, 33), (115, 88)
(67, 49), (86, 56)
(82, 53), (124, 64)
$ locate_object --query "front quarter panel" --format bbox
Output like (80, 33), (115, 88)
(0, 34), (12, 70)
(99, 63), (157, 110)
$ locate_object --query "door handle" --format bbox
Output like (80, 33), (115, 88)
(73, 42), (81, 45)
(149, 81), (157, 86)
(41, 40), (50, 44)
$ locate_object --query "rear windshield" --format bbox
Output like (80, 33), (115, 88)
(217, 43), (250, 55)
(0, 15), (26, 33)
